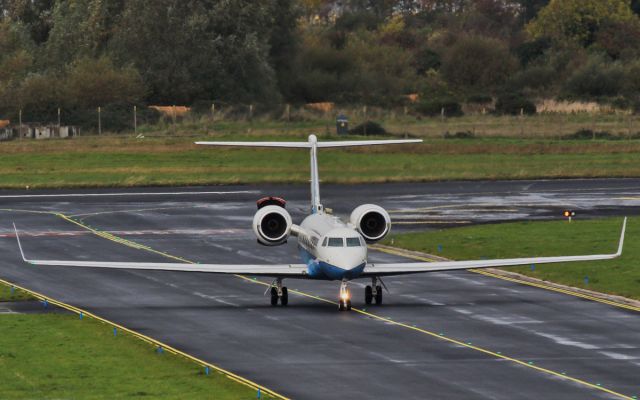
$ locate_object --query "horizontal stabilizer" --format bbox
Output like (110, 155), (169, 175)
(195, 139), (422, 148)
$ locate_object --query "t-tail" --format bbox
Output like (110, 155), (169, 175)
(196, 135), (422, 214)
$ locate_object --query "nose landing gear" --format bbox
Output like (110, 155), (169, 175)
(268, 278), (288, 306)
(365, 277), (383, 305)
(338, 279), (352, 311)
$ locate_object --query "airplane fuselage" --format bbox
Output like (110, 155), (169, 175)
(297, 213), (367, 281)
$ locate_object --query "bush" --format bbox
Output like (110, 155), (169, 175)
(494, 93), (536, 115)
(349, 121), (386, 136)
(466, 94), (492, 104)
(562, 129), (619, 140)
(506, 66), (556, 93)
(564, 58), (624, 99)
(444, 131), (475, 139)
(414, 97), (463, 117)
(441, 36), (518, 91)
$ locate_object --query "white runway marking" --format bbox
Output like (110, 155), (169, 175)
(0, 190), (258, 199)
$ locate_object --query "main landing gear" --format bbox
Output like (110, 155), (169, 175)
(338, 279), (352, 311)
(269, 278), (288, 306)
(365, 277), (383, 306)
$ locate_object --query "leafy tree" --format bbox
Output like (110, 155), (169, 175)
(527, 0), (640, 47)
(0, 0), (54, 44)
(64, 57), (145, 108)
(45, 0), (123, 68)
(0, 20), (35, 116)
(594, 20), (640, 60)
(564, 56), (625, 99)
(269, 0), (301, 100)
(441, 36), (517, 91)
(110, 0), (279, 104)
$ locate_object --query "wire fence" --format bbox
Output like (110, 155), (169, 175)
(3, 100), (640, 140)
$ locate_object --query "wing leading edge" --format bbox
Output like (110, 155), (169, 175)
(363, 218), (627, 277)
(13, 224), (307, 277)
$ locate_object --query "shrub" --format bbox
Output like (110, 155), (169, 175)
(494, 93), (536, 115)
(506, 66), (556, 93)
(349, 121), (386, 136)
(441, 36), (518, 91)
(564, 58), (624, 99)
(466, 94), (492, 104)
(414, 97), (463, 117)
(563, 129), (619, 140)
(444, 131), (475, 139)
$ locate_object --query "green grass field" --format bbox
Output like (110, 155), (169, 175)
(0, 283), (272, 399)
(385, 217), (639, 300)
(0, 284), (33, 302)
(1, 134), (640, 188)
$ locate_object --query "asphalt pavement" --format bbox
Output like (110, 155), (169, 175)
(1, 179), (639, 399)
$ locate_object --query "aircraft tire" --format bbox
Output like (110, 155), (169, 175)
(365, 286), (373, 305)
(375, 286), (383, 305)
(270, 287), (278, 306)
(281, 287), (288, 306)
(346, 299), (352, 311)
(338, 299), (345, 311)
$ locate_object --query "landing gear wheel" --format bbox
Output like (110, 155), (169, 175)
(270, 287), (278, 306)
(281, 287), (288, 306)
(375, 286), (383, 305)
(338, 300), (345, 311)
(365, 286), (373, 305)
(346, 299), (352, 311)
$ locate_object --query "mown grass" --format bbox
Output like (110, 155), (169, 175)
(0, 283), (33, 302)
(0, 309), (272, 399)
(385, 217), (640, 300)
(1, 135), (639, 188)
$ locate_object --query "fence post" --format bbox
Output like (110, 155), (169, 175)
(134, 105), (137, 135)
(57, 108), (61, 128)
(441, 107), (445, 121)
(285, 104), (290, 122)
(363, 105), (368, 135)
(98, 106), (102, 135)
(249, 104), (254, 121)
(211, 103), (215, 120)
(19, 109), (22, 140)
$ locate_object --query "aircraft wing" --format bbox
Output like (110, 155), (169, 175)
(14, 224), (308, 277)
(362, 218), (626, 277)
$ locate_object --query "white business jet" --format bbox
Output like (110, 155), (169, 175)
(15, 135), (626, 311)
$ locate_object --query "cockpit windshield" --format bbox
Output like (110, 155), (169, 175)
(346, 237), (362, 247)
(327, 237), (344, 247)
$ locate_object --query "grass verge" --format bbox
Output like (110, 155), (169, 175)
(0, 283), (33, 302)
(385, 217), (639, 301)
(0, 282), (272, 399)
(1, 135), (640, 188)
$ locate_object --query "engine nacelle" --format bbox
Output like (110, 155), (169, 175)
(253, 205), (292, 246)
(349, 204), (391, 243)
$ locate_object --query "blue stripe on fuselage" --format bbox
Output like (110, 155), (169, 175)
(299, 247), (365, 281)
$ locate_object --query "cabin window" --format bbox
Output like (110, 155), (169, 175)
(322, 237), (328, 247)
(328, 237), (344, 247)
(346, 237), (361, 247)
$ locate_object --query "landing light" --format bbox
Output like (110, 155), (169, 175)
(563, 210), (576, 222)
(341, 292), (350, 301)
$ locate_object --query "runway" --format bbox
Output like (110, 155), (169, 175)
(1, 179), (639, 399)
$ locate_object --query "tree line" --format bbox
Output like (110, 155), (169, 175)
(2, 0), (640, 128)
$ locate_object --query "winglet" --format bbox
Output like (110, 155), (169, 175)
(13, 223), (28, 262)
(616, 217), (627, 257)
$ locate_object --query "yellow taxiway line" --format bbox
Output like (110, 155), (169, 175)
(371, 245), (640, 313)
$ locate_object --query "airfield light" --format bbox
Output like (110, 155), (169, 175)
(563, 210), (575, 222)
